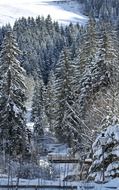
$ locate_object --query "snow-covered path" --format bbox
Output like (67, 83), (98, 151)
(0, 0), (88, 26)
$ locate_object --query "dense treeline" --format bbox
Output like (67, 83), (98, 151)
(0, 15), (82, 84)
(77, 0), (119, 20)
(31, 16), (119, 180)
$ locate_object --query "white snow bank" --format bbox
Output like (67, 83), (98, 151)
(26, 122), (34, 132)
(104, 177), (119, 187)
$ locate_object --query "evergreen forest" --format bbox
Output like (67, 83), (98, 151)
(0, 2), (119, 185)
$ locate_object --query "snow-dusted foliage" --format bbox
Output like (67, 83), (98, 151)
(88, 116), (119, 182)
(0, 9), (118, 183)
(44, 71), (57, 132)
(53, 46), (79, 147)
(78, 0), (119, 21)
(79, 23), (118, 115)
(0, 31), (29, 157)
(16, 160), (53, 179)
(31, 75), (47, 155)
(32, 77), (44, 136)
(0, 157), (53, 179)
(75, 22), (119, 153)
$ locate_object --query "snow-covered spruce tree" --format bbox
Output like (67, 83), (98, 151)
(31, 76), (44, 139)
(78, 17), (97, 78)
(78, 22), (119, 142)
(44, 71), (57, 132)
(68, 18), (98, 131)
(61, 18), (99, 153)
(88, 115), (119, 182)
(54, 46), (78, 147)
(78, 17), (99, 116)
(0, 32), (28, 157)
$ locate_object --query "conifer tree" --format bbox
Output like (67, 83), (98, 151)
(44, 71), (57, 132)
(78, 17), (97, 77)
(31, 75), (45, 138)
(0, 32), (28, 157)
(76, 23), (119, 154)
(54, 47), (77, 147)
(88, 115), (119, 182)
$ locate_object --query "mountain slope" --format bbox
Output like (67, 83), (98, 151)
(0, 0), (88, 26)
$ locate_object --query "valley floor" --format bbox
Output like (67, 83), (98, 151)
(0, 130), (118, 190)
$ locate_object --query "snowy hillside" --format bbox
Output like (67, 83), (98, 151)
(0, 0), (88, 26)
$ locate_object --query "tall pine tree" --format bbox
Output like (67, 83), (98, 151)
(0, 32), (28, 157)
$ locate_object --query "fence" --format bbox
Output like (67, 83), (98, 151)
(0, 184), (77, 190)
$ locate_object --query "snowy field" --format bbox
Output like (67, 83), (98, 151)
(0, 0), (88, 26)
(0, 177), (119, 190)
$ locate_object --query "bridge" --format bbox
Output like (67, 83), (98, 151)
(47, 154), (92, 164)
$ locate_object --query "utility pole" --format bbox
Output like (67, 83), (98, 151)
(99, 133), (107, 183)
(102, 144), (105, 182)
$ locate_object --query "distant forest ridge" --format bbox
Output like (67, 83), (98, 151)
(78, 0), (119, 19)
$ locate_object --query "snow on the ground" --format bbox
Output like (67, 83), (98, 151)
(0, 0), (88, 26)
(46, 142), (68, 154)
(26, 108), (34, 132)
(105, 177), (119, 188)
(26, 108), (32, 122)
(26, 122), (34, 132)
(0, 133), (119, 189)
(0, 177), (119, 189)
